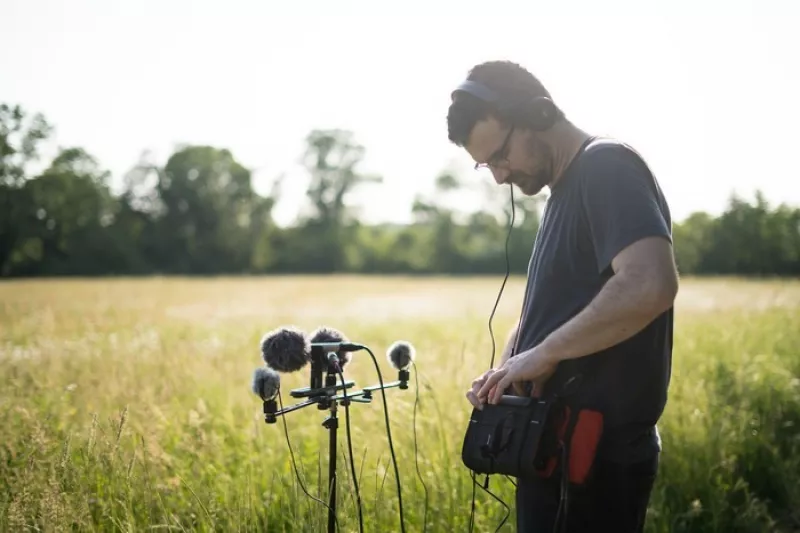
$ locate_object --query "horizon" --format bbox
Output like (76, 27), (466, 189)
(3, 0), (798, 227)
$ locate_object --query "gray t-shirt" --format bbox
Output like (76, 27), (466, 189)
(514, 136), (673, 463)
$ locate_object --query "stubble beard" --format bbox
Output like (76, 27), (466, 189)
(508, 138), (554, 196)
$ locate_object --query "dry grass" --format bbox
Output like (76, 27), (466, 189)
(1, 275), (799, 532)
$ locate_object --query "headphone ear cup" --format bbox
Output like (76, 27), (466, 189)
(525, 97), (558, 131)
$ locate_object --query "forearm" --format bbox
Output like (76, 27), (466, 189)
(499, 321), (520, 365)
(540, 269), (674, 363)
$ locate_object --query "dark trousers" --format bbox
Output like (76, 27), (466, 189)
(515, 454), (659, 533)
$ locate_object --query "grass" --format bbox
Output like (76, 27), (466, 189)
(0, 275), (798, 532)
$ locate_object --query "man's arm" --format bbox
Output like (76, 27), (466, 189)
(499, 320), (520, 365)
(541, 146), (678, 364)
(539, 236), (678, 363)
(477, 236), (678, 405)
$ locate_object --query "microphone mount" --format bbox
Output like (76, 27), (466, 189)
(258, 339), (412, 533)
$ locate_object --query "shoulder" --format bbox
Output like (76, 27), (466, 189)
(577, 137), (652, 176)
(574, 137), (662, 199)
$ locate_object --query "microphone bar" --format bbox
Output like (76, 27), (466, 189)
(290, 380), (356, 399)
(264, 397), (321, 421)
(362, 380), (404, 392)
(327, 380), (405, 403)
(310, 342), (364, 352)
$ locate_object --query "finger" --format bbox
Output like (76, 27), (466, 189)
(470, 374), (487, 388)
(470, 369), (495, 394)
(465, 389), (483, 410)
(512, 382), (527, 396)
(470, 375), (488, 395)
(477, 369), (505, 400)
(490, 375), (511, 405)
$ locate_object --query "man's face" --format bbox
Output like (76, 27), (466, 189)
(465, 116), (553, 196)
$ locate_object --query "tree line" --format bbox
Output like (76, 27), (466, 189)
(2, 103), (798, 278)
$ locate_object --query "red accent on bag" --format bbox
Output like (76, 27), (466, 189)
(567, 408), (604, 484)
(534, 405), (604, 485)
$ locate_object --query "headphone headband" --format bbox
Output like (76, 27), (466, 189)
(451, 78), (560, 131)
(451, 80), (501, 104)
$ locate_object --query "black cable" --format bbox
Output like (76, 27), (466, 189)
(470, 183), (517, 532)
(477, 474), (512, 533)
(554, 443), (570, 533)
(361, 345), (407, 533)
(488, 183), (516, 370)
(276, 391), (341, 531)
(468, 471), (512, 533)
(468, 471), (477, 532)
(336, 368), (364, 533)
(411, 361), (430, 533)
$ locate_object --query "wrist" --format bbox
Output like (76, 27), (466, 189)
(537, 335), (565, 365)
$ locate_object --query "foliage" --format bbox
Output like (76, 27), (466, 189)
(0, 277), (798, 532)
(2, 102), (799, 278)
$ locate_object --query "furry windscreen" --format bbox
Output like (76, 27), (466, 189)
(387, 340), (415, 370)
(260, 326), (310, 372)
(251, 366), (280, 400)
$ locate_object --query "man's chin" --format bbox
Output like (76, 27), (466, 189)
(506, 173), (551, 196)
(518, 179), (548, 196)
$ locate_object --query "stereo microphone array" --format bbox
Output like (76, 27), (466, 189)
(249, 325), (423, 533)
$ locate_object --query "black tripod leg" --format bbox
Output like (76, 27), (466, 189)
(324, 408), (338, 533)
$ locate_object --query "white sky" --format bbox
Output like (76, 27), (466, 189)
(3, 0), (798, 226)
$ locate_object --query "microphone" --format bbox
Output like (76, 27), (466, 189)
(309, 326), (354, 371)
(387, 341), (416, 390)
(251, 366), (281, 424)
(260, 325), (310, 373)
(252, 366), (281, 400)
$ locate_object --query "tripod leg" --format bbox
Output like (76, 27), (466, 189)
(324, 408), (338, 533)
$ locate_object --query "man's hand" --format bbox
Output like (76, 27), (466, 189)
(496, 323), (530, 397)
(465, 368), (498, 410)
(477, 344), (559, 406)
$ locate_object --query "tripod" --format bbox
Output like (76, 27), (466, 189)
(263, 354), (409, 533)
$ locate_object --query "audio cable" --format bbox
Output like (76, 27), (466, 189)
(411, 359), (430, 532)
(335, 366), (364, 533)
(468, 183), (523, 533)
(361, 345), (407, 533)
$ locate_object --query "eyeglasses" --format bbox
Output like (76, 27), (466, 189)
(474, 125), (515, 171)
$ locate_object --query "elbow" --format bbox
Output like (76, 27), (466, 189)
(647, 271), (679, 316)
(622, 267), (678, 319)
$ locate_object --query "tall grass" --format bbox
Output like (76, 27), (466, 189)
(1, 276), (798, 532)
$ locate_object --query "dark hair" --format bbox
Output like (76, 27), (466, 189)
(446, 60), (563, 147)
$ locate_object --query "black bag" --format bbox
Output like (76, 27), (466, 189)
(461, 394), (555, 480)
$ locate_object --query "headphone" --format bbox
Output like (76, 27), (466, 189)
(451, 79), (561, 131)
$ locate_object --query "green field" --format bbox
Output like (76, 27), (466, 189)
(1, 276), (799, 532)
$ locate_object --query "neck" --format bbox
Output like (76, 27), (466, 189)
(544, 121), (592, 188)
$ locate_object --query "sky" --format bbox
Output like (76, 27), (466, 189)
(3, 0), (799, 226)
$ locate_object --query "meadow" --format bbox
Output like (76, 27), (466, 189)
(1, 275), (798, 532)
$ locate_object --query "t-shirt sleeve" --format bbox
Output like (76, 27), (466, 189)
(580, 146), (672, 275)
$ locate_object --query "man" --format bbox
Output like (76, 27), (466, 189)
(448, 60), (679, 532)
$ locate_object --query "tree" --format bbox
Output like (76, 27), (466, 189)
(0, 104), (53, 275)
(287, 129), (382, 272)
